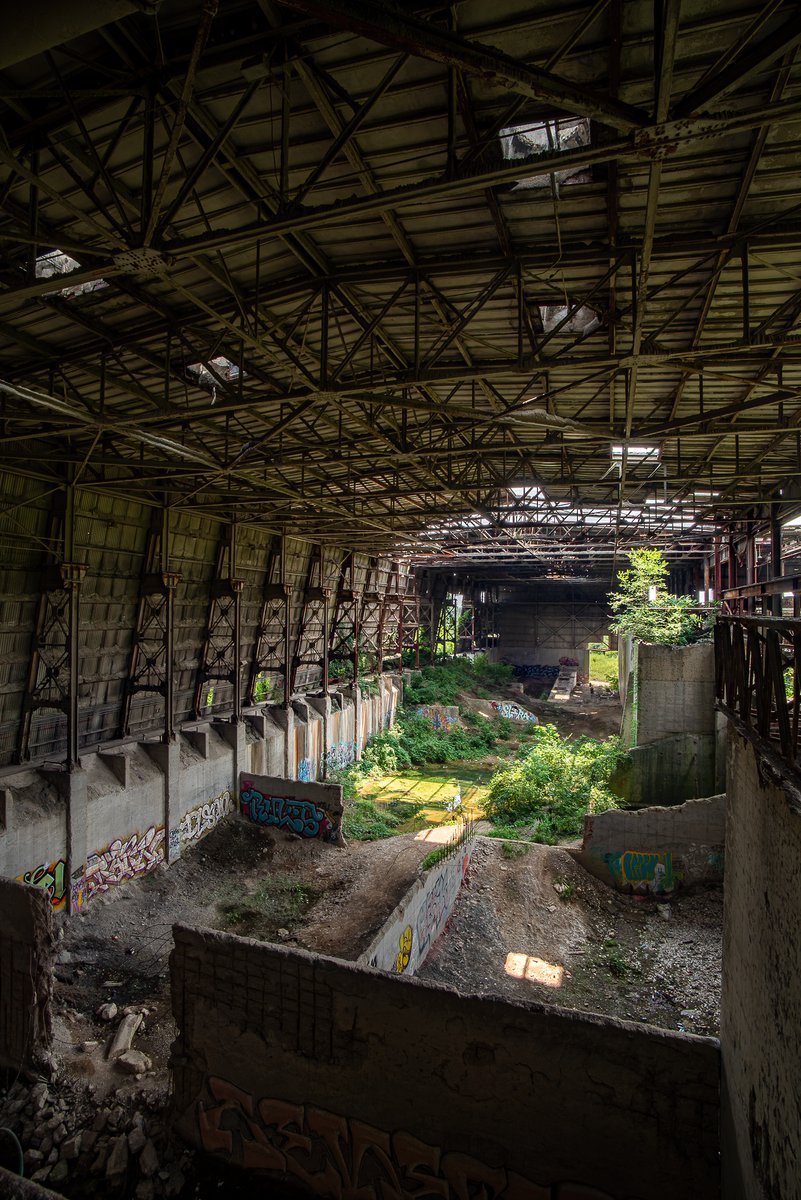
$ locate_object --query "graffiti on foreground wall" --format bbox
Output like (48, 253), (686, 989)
(194, 1076), (624, 1200)
(491, 701), (539, 723)
(17, 860), (67, 910)
(83, 825), (166, 901)
(605, 849), (675, 895)
(240, 782), (338, 843)
(179, 790), (234, 847)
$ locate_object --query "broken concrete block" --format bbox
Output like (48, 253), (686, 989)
(117, 1049), (152, 1074)
(107, 1012), (143, 1060)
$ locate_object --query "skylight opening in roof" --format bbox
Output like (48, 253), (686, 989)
(499, 118), (592, 190)
(540, 303), (600, 337)
(611, 445), (661, 463)
(186, 355), (245, 393)
(35, 249), (108, 298)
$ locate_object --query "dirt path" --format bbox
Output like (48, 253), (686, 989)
(418, 837), (722, 1037)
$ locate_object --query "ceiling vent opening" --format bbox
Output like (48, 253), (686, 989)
(540, 303), (600, 337)
(186, 355), (245, 394)
(499, 118), (592, 190)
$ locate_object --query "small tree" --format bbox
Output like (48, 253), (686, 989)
(609, 548), (708, 646)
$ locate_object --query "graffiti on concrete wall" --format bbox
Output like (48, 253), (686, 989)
(321, 742), (355, 774)
(193, 1076), (621, 1199)
(395, 925), (413, 974)
(605, 849), (675, 894)
(84, 825), (165, 901)
(490, 701), (539, 723)
(16, 860), (66, 911)
(414, 705), (458, 729)
(240, 782), (338, 843)
(297, 758), (314, 783)
(513, 664), (560, 679)
(179, 790), (234, 847)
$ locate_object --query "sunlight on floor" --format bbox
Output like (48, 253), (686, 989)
(504, 952), (565, 988)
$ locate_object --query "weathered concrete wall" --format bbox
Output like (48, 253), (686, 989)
(0, 678), (400, 913)
(493, 599), (606, 676)
(573, 794), (725, 894)
(721, 729), (801, 1200)
(359, 837), (475, 975)
(239, 772), (344, 844)
(170, 929), (720, 1200)
(617, 641), (719, 805)
(0, 879), (54, 1073)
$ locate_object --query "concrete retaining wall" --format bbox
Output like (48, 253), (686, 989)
(170, 928), (720, 1200)
(617, 641), (720, 805)
(0, 676), (400, 914)
(721, 728), (801, 1200)
(359, 835), (475, 974)
(572, 794), (725, 894)
(239, 772), (344, 845)
(0, 878), (54, 1073)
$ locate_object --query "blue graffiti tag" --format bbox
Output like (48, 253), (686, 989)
(240, 786), (336, 841)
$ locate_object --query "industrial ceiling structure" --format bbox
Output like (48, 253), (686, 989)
(3, 0), (801, 571)
(1, 0), (800, 762)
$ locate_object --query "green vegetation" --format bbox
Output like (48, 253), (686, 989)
(342, 796), (401, 841)
(501, 840), (530, 861)
(589, 649), (618, 686)
(420, 844), (453, 871)
(484, 724), (626, 844)
(214, 875), (316, 936)
(403, 655), (514, 706)
(553, 877), (575, 901)
(608, 548), (714, 646)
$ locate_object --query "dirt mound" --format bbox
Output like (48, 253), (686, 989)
(418, 837), (722, 1036)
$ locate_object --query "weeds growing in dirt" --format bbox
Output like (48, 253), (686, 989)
(342, 797), (400, 841)
(501, 841), (530, 860)
(213, 875), (316, 936)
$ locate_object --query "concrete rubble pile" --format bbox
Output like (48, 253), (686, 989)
(0, 1075), (193, 1198)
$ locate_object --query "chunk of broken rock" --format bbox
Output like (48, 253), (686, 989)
(117, 1049), (153, 1075)
(96, 1002), (118, 1022)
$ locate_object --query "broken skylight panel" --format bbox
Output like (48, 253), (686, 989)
(540, 303), (600, 337)
(499, 118), (592, 190)
(611, 445), (661, 464)
(35, 249), (108, 298)
(186, 355), (244, 392)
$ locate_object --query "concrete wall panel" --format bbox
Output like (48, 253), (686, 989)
(0, 878), (54, 1072)
(170, 929), (720, 1200)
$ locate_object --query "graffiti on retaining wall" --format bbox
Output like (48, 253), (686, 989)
(491, 701), (539, 723)
(84, 825), (165, 901)
(17, 860), (67, 910)
(395, 925), (413, 974)
(414, 705), (458, 729)
(179, 790), (234, 847)
(297, 758), (314, 783)
(605, 849), (675, 895)
(193, 1076), (621, 1200)
(321, 742), (355, 774)
(513, 663), (561, 678)
(240, 782), (337, 843)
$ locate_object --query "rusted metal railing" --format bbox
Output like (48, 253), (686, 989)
(715, 615), (801, 769)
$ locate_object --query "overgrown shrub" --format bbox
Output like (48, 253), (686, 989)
(484, 724), (626, 844)
(608, 547), (714, 646)
(403, 655), (513, 706)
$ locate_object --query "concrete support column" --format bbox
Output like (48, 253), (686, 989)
(146, 739), (181, 863)
(272, 705), (295, 779)
(46, 767), (87, 915)
(215, 719), (248, 798)
(308, 694), (331, 779)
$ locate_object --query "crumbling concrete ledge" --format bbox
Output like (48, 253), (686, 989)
(0, 878), (55, 1075)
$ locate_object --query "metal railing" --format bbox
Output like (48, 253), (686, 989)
(715, 615), (801, 769)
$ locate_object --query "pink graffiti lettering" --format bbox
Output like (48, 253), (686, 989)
(193, 1080), (624, 1199)
(84, 825), (165, 900)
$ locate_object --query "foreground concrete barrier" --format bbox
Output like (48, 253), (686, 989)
(170, 927), (720, 1199)
(0, 879), (54, 1074)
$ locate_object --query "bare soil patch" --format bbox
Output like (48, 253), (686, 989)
(418, 837), (722, 1037)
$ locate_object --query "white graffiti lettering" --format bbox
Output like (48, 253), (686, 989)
(84, 825), (165, 900)
(179, 790), (234, 846)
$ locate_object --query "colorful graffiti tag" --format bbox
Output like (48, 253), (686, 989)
(240, 782), (337, 843)
(605, 849), (675, 895)
(84, 825), (165, 901)
(321, 742), (355, 774)
(414, 705), (459, 729)
(395, 926), (413, 974)
(491, 701), (539, 723)
(17, 860), (67, 911)
(179, 790), (234, 847)
(297, 758), (314, 783)
(193, 1076), (622, 1199)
